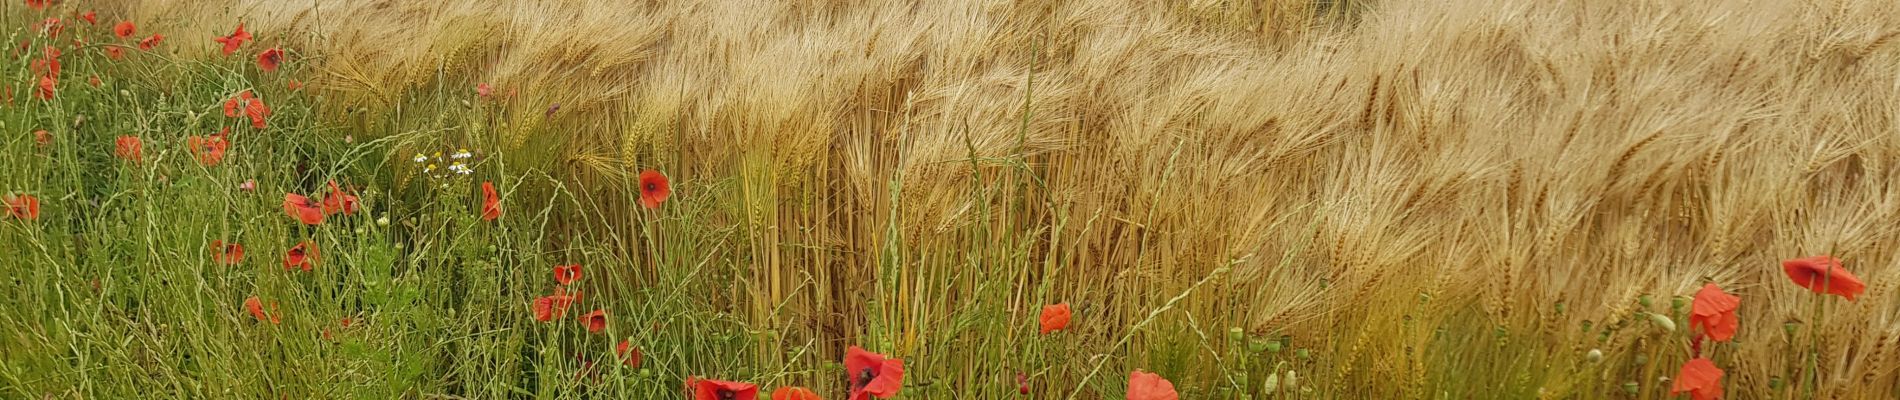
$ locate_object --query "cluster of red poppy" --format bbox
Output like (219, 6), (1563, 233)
(1669, 256), (1866, 400)
(19, 6), (164, 102)
(686, 347), (904, 400)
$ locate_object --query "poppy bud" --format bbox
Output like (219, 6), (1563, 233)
(1227, 327), (1244, 342)
(1638, 295), (1653, 307)
(1262, 371), (1279, 393)
(119, 89), (130, 97)
(1283, 370), (1297, 388)
(354, 227), (366, 235)
(376, 216), (389, 226)
(1647, 313), (1676, 332)
(1586, 349), (1602, 362)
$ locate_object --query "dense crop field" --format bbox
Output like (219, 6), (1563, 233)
(5, 0), (1900, 398)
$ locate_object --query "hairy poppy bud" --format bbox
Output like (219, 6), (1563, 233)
(1586, 349), (1603, 362)
(1648, 313), (1676, 332)
(1262, 371), (1279, 393)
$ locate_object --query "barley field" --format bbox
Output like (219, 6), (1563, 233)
(4, 0), (1899, 398)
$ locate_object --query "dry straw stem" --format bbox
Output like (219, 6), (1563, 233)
(121, 0), (1900, 396)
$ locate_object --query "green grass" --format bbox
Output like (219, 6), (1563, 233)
(0, 18), (1328, 397)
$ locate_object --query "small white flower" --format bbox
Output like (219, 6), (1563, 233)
(413, 153), (427, 163)
(452, 149), (472, 159)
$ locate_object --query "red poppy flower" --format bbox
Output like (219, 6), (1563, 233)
(214, 23), (251, 55)
(771, 387), (820, 400)
(112, 21), (134, 38)
(36, 18), (62, 38)
(188, 134), (229, 166)
(321, 181), (360, 215)
(35, 75), (55, 100)
(282, 193), (325, 225)
(638, 170), (671, 209)
(1782, 256), (1865, 300)
(224, 91), (254, 118)
(211, 240), (245, 265)
(87, 75), (100, 87)
(845, 346), (905, 400)
(284, 241), (317, 271)
(532, 290), (581, 322)
(31, 48), (59, 76)
(1017, 372), (1030, 394)
(287, 80), (303, 91)
(554, 264), (583, 285)
(1669, 357), (1724, 400)
(1689, 283), (1740, 342)
(1127, 370), (1178, 400)
(693, 379), (759, 400)
(26, 0), (48, 10)
(580, 309), (608, 333)
(30, 59), (57, 76)
(114, 136), (142, 161)
(481, 181), (502, 220)
(244, 295), (281, 324)
(256, 47), (283, 72)
(616, 339), (642, 368)
(104, 46), (124, 60)
(32, 130), (51, 146)
(1039, 303), (1072, 334)
(79, 11), (96, 24)
(476, 83), (492, 97)
(137, 34), (161, 50)
(245, 97), (270, 129)
(5, 194), (40, 220)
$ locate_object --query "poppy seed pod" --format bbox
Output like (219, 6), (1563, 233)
(1227, 327), (1245, 342)
(1648, 313), (1677, 332)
